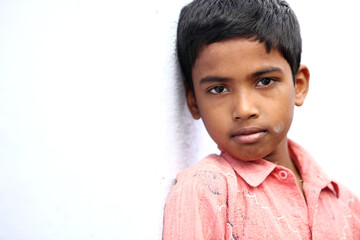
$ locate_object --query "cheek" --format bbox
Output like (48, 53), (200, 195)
(202, 113), (226, 134)
(270, 92), (295, 134)
(273, 122), (285, 134)
(198, 106), (229, 139)
(198, 99), (227, 122)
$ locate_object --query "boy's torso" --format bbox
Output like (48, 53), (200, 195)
(163, 140), (360, 239)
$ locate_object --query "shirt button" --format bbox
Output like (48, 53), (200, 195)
(278, 170), (288, 180)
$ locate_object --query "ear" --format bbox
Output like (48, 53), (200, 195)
(294, 65), (310, 107)
(185, 83), (201, 120)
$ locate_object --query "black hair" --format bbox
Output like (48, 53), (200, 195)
(177, 0), (302, 91)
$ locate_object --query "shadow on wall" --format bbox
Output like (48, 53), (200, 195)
(156, 2), (217, 237)
(165, 59), (202, 175)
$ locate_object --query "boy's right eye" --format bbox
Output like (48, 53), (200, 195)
(209, 86), (229, 94)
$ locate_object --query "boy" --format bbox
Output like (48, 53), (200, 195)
(163, 0), (360, 239)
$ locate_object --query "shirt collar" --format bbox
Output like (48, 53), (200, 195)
(288, 139), (339, 198)
(220, 151), (276, 187)
(220, 139), (339, 197)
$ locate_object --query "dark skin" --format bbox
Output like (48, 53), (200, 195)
(186, 38), (310, 194)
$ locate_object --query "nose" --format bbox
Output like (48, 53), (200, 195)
(232, 91), (259, 120)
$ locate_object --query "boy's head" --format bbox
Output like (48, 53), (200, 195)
(177, 0), (310, 162)
(177, 0), (302, 92)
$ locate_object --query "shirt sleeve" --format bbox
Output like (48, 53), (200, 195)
(163, 170), (228, 240)
(348, 191), (360, 235)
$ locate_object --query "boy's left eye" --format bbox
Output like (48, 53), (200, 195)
(257, 78), (276, 87)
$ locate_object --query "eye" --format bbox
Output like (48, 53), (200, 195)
(256, 78), (276, 87)
(209, 85), (229, 94)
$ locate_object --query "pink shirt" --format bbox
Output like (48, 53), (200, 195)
(163, 140), (360, 239)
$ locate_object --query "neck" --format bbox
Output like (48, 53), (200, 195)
(264, 137), (292, 167)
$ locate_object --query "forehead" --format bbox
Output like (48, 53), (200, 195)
(192, 38), (291, 81)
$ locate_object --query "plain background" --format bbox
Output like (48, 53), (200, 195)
(0, 0), (359, 239)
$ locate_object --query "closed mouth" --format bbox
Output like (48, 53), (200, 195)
(232, 127), (267, 137)
(232, 127), (267, 144)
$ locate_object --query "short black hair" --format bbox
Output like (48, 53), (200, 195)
(177, 0), (302, 91)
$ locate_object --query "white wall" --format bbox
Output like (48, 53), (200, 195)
(0, 0), (359, 239)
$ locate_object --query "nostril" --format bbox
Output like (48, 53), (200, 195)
(232, 112), (241, 120)
(232, 112), (259, 120)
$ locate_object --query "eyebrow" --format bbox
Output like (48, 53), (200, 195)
(252, 67), (283, 78)
(199, 76), (230, 85)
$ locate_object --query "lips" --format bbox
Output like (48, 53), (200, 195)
(232, 127), (267, 144)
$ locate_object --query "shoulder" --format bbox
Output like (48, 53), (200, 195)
(168, 154), (234, 203)
(177, 153), (232, 177)
(177, 154), (233, 190)
(337, 183), (360, 214)
(333, 183), (360, 235)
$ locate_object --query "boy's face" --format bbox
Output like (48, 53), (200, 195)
(187, 38), (309, 162)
